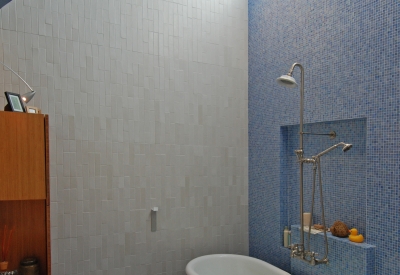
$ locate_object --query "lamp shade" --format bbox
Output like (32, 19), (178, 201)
(21, 90), (36, 103)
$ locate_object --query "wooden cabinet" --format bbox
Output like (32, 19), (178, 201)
(0, 111), (50, 274)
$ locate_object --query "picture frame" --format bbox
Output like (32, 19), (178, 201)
(26, 106), (41, 114)
(4, 91), (26, 112)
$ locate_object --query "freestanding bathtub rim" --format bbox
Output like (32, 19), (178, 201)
(185, 254), (290, 275)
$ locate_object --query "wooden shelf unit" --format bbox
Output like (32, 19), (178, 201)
(0, 111), (50, 275)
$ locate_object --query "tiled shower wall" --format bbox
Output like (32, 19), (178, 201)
(249, 0), (400, 274)
(282, 119), (367, 236)
(0, 0), (249, 274)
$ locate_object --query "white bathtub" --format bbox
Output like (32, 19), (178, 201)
(185, 254), (290, 275)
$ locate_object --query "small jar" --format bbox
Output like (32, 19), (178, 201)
(19, 258), (39, 275)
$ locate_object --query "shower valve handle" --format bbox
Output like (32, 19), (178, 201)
(295, 149), (303, 161)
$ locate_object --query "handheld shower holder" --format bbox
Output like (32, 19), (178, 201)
(301, 131), (336, 140)
(295, 150), (303, 161)
(295, 150), (315, 164)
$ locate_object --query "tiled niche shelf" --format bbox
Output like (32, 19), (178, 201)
(290, 225), (375, 275)
(280, 118), (367, 239)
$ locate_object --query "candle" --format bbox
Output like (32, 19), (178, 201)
(303, 212), (311, 227)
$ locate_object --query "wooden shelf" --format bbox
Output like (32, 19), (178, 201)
(0, 112), (46, 200)
(0, 111), (50, 275)
(0, 200), (47, 273)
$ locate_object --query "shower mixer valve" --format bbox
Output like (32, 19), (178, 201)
(290, 243), (304, 258)
(291, 244), (328, 266)
(295, 150), (303, 161)
(295, 150), (315, 164)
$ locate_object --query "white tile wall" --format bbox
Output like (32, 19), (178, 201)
(0, 0), (248, 274)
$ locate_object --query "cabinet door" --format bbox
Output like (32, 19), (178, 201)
(0, 200), (48, 273)
(0, 112), (46, 200)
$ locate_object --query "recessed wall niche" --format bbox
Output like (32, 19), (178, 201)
(280, 118), (367, 236)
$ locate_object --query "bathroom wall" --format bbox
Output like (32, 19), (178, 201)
(282, 119), (367, 236)
(0, 0), (249, 274)
(249, 0), (399, 274)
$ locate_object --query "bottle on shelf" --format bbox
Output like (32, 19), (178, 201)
(284, 226), (290, 247)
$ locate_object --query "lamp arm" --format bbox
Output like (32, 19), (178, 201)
(0, 60), (34, 92)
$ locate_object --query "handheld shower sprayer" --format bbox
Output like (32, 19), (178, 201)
(342, 143), (353, 152)
(313, 142), (353, 159)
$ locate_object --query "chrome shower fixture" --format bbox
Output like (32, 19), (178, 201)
(277, 63), (354, 267)
(342, 143), (353, 152)
(303, 131), (337, 140)
(276, 74), (298, 88)
(277, 63), (311, 263)
(313, 142), (353, 159)
(277, 63), (299, 88)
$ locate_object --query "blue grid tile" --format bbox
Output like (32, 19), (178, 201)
(249, 0), (400, 274)
(291, 226), (375, 275)
(283, 118), (367, 237)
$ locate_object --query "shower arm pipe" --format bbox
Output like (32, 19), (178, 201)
(291, 63), (305, 248)
(285, 62), (305, 150)
(302, 131), (336, 139)
(302, 132), (330, 136)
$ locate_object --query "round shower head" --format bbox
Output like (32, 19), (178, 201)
(276, 74), (298, 88)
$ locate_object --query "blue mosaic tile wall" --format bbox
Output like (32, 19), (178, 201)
(249, 1), (400, 274)
(282, 119), (366, 235)
(291, 226), (375, 275)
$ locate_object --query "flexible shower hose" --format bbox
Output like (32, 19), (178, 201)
(306, 157), (329, 262)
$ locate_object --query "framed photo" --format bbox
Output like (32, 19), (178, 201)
(4, 92), (25, 112)
(26, 106), (41, 114)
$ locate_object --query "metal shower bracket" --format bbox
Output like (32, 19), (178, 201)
(302, 131), (336, 140)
